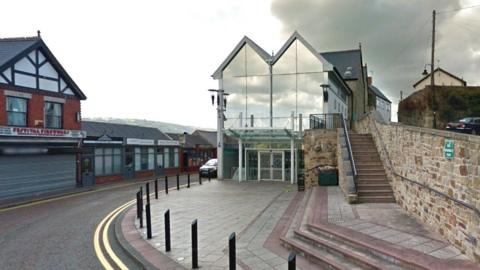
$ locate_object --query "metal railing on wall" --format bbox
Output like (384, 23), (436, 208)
(309, 113), (343, 130)
(341, 114), (357, 192)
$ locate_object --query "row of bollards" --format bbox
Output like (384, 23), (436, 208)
(135, 173), (292, 270)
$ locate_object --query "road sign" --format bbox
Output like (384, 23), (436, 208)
(444, 139), (454, 159)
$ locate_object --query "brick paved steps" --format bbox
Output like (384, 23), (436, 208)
(291, 229), (405, 270)
(280, 236), (363, 270)
(357, 189), (395, 197)
(305, 223), (428, 270)
(357, 183), (392, 191)
(353, 155), (381, 162)
(358, 195), (396, 203)
(357, 174), (387, 180)
(357, 169), (386, 174)
(355, 164), (385, 170)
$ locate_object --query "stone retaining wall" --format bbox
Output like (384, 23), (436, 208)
(303, 129), (337, 188)
(354, 112), (480, 262)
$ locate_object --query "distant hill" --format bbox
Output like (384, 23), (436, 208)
(83, 117), (213, 134)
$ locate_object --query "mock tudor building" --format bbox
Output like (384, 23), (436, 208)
(0, 34), (87, 201)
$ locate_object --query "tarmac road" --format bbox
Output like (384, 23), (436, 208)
(0, 174), (199, 270)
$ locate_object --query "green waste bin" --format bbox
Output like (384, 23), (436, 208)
(318, 169), (338, 186)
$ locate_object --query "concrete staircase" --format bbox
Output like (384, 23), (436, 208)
(349, 133), (395, 203)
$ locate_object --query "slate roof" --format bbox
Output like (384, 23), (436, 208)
(368, 85), (391, 103)
(83, 121), (171, 140)
(168, 132), (214, 148)
(192, 130), (217, 147)
(413, 67), (467, 88)
(0, 36), (87, 100)
(0, 37), (38, 67)
(320, 49), (362, 80)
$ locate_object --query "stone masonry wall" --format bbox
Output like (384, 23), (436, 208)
(303, 129), (337, 189)
(354, 113), (480, 262)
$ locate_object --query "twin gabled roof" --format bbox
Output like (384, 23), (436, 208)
(211, 31), (334, 80)
(0, 36), (86, 100)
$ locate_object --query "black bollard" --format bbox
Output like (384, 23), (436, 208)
(140, 186), (143, 199)
(229, 233), (236, 270)
(146, 203), (152, 239)
(165, 175), (168, 194)
(176, 174), (180, 190)
(139, 195), (144, 228)
(192, 219), (198, 269)
(165, 209), (171, 252)
(155, 178), (158, 199)
(288, 251), (296, 270)
(208, 170), (211, 182)
(187, 173), (190, 188)
(199, 173), (202, 185)
(136, 191), (141, 219)
(146, 182), (150, 204)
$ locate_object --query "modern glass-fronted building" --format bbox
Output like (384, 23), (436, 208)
(212, 32), (353, 183)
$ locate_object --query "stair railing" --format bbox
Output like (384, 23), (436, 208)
(341, 114), (357, 192)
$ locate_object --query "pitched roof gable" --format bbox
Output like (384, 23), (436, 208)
(0, 36), (86, 100)
(211, 36), (270, 79)
(368, 85), (391, 103)
(413, 67), (467, 88)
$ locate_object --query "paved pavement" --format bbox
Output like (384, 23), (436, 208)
(325, 186), (470, 260)
(0, 174), (195, 270)
(136, 180), (298, 269)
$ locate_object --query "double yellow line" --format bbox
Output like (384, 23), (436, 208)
(93, 199), (136, 270)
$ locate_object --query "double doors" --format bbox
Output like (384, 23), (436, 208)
(258, 151), (284, 181)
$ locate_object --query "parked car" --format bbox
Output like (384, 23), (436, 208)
(199, 158), (217, 177)
(446, 117), (480, 135)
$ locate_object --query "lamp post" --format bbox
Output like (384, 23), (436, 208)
(422, 64), (436, 129)
(209, 89), (228, 180)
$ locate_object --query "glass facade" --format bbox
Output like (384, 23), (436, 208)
(222, 40), (326, 128)
(157, 147), (179, 169)
(134, 147), (155, 171)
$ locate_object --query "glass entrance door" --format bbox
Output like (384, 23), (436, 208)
(258, 151), (284, 181)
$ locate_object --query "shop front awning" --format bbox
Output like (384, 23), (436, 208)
(223, 127), (298, 142)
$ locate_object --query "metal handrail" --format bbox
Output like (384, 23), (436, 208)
(341, 114), (357, 191)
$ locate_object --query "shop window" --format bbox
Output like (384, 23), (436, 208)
(6, 97), (27, 126)
(45, 102), (62, 129)
(135, 147), (154, 171)
(157, 148), (164, 168)
(164, 148), (170, 168)
(125, 147), (133, 168)
(174, 148), (179, 168)
(95, 147), (122, 176)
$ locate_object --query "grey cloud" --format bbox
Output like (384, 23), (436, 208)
(271, 0), (477, 107)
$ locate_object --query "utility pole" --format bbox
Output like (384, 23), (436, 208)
(431, 9), (436, 129)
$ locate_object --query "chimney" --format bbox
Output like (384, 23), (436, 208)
(367, 76), (372, 86)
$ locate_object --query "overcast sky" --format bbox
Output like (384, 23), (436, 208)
(2, 0), (479, 128)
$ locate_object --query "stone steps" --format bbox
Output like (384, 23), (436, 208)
(280, 227), (406, 270)
(349, 132), (394, 203)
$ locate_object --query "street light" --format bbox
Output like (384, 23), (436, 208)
(208, 89), (229, 179)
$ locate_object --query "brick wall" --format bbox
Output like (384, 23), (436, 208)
(0, 88), (81, 130)
(355, 113), (480, 262)
(303, 129), (338, 188)
(95, 174), (123, 185)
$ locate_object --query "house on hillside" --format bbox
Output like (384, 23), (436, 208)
(413, 67), (466, 91)
(0, 33), (87, 201)
(211, 31), (369, 183)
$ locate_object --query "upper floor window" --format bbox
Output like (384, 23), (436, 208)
(6, 97), (27, 126)
(45, 102), (62, 129)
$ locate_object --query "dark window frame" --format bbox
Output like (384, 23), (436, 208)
(44, 101), (63, 129)
(94, 147), (122, 176)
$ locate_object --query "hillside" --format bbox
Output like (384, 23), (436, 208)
(83, 117), (213, 134)
(398, 86), (480, 128)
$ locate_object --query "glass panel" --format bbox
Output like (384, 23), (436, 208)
(296, 41), (323, 73)
(95, 155), (103, 175)
(148, 147), (154, 170)
(174, 148), (179, 167)
(45, 102), (62, 129)
(113, 148), (121, 155)
(39, 78), (58, 92)
(15, 57), (35, 73)
(38, 50), (46, 63)
(273, 41), (297, 75)
(14, 73), (36, 88)
(135, 148), (141, 171)
(113, 154), (122, 174)
(157, 154), (163, 168)
(3, 67), (12, 81)
(6, 97), (27, 126)
(259, 152), (271, 179)
(39, 61), (58, 78)
(245, 44), (269, 76)
(272, 153), (283, 180)
(164, 148), (170, 168)
(104, 155), (112, 174)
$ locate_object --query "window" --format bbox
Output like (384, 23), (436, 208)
(94, 147), (122, 176)
(45, 102), (62, 129)
(157, 148), (164, 168)
(135, 147), (154, 171)
(6, 97), (27, 126)
(164, 148), (170, 168)
(174, 148), (179, 168)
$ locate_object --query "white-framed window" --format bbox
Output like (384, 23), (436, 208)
(45, 102), (62, 129)
(6, 97), (27, 126)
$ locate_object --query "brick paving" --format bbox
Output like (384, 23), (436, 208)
(135, 180), (298, 269)
(326, 186), (470, 260)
